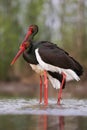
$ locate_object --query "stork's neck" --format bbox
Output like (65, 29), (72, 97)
(23, 41), (38, 64)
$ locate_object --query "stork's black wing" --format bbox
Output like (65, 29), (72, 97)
(37, 42), (83, 76)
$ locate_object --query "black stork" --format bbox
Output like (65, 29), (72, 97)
(11, 25), (83, 105)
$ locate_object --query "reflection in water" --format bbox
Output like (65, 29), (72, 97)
(0, 98), (87, 129)
(59, 116), (64, 130)
(38, 104), (65, 130)
(38, 114), (64, 130)
(39, 115), (47, 130)
(0, 115), (87, 130)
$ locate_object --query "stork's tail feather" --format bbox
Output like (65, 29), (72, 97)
(74, 63), (83, 76)
(70, 56), (83, 76)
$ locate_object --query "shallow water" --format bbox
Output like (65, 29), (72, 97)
(0, 98), (87, 130)
(0, 98), (87, 116)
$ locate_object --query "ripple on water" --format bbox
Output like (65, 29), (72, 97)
(0, 98), (87, 116)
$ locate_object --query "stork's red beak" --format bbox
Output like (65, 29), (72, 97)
(11, 28), (32, 65)
(10, 46), (25, 65)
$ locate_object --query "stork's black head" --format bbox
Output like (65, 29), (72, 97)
(11, 24), (38, 65)
(29, 25), (38, 36)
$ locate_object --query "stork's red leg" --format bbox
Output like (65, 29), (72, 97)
(57, 73), (66, 105)
(44, 70), (48, 105)
(40, 75), (42, 103)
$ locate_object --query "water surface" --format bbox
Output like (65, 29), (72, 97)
(0, 98), (87, 130)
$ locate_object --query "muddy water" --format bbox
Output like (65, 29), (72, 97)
(0, 98), (87, 130)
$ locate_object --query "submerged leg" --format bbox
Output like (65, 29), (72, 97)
(44, 70), (48, 105)
(57, 73), (66, 105)
(40, 75), (42, 103)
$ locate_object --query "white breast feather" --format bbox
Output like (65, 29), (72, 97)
(30, 64), (44, 76)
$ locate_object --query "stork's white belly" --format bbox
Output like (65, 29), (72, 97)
(30, 64), (44, 75)
(30, 64), (60, 89)
(30, 64), (61, 89)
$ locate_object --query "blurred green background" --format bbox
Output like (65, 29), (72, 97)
(0, 0), (87, 97)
